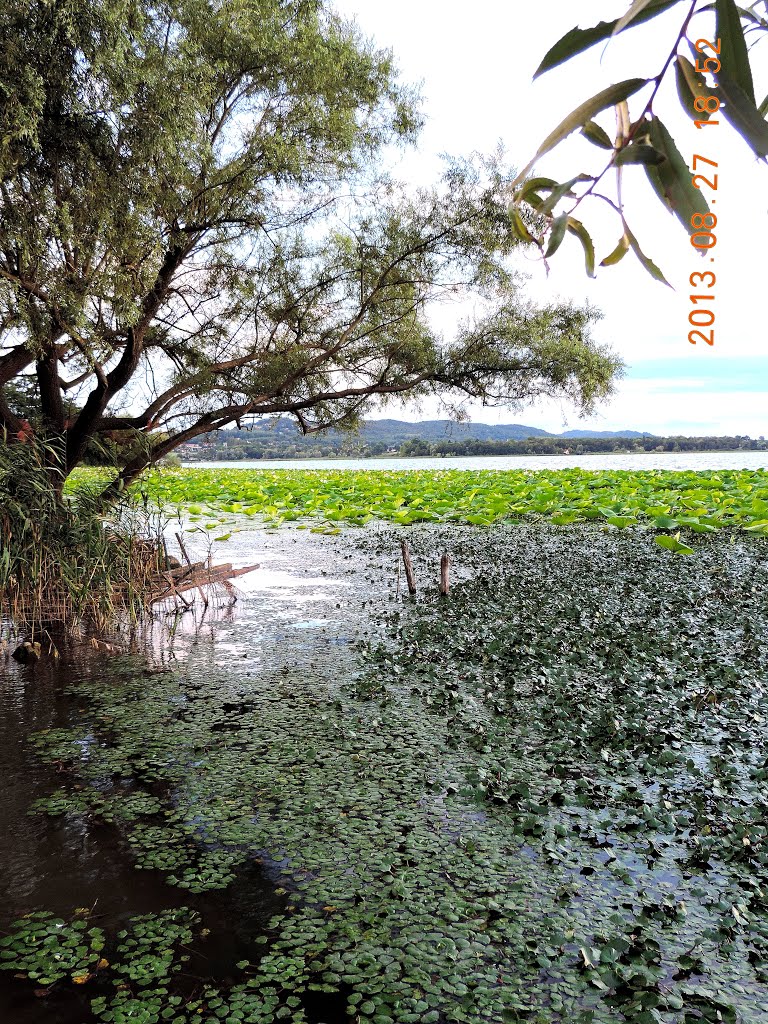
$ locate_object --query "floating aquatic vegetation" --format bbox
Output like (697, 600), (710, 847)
(12, 524), (768, 1022)
(124, 466), (768, 539)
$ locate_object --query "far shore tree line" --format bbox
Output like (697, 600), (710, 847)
(178, 431), (768, 461)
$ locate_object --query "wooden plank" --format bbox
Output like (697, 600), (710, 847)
(150, 563), (259, 604)
(229, 563), (260, 578)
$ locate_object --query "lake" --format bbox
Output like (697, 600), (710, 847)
(184, 450), (768, 472)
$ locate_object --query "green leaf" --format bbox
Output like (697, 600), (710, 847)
(581, 120), (614, 149)
(653, 515), (679, 529)
(509, 207), (535, 243)
(600, 234), (629, 267)
(580, 946), (597, 968)
(606, 515), (636, 528)
(613, 0), (665, 36)
(512, 79), (649, 186)
(716, 0), (755, 103)
(644, 116), (709, 231)
(622, 220), (671, 286)
(544, 213), (569, 258)
(566, 217), (596, 277)
(538, 174), (593, 216)
(715, 67), (768, 158)
(533, 1), (680, 78)
(655, 533), (694, 555)
(515, 176), (558, 202)
(759, 93), (768, 118)
(614, 143), (666, 165)
(675, 55), (710, 121)
(699, 2), (768, 26)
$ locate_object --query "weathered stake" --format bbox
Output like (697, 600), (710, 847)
(400, 539), (417, 595)
(439, 553), (451, 597)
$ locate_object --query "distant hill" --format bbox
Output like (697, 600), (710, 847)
(346, 419), (555, 442)
(560, 429), (651, 439)
(190, 417), (650, 445)
(179, 417), (661, 461)
(177, 418), (768, 460)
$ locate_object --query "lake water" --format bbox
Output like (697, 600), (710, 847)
(184, 450), (768, 472)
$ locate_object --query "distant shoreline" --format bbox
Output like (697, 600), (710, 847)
(182, 447), (763, 463)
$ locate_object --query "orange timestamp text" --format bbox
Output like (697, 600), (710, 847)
(687, 37), (723, 347)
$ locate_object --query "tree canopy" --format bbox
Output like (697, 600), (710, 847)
(0, 0), (621, 501)
(510, 0), (767, 281)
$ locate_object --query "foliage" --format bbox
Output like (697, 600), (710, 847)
(0, 910), (107, 987)
(0, 0), (620, 505)
(510, 0), (768, 279)
(120, 464), (768, 538)
(0, 907), (202, 1023)
(19, 524), (768, 1022)
(396, 434), (767, 457)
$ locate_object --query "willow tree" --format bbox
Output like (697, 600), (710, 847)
(0, 0), (621, 504)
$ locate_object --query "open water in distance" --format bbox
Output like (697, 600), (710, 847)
(184, 451), (768, 472)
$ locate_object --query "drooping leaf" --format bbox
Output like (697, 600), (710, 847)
(615, 100), (632, 145)
(509, 206), (535, 243)
(600, 234), (629, 267)
(614, 143), (666, 165)
(534, 1), (680, 78)
(544, 213), (569, 258)
(644, 116), (709, 231)
(715, 67), (768, 158)
(581, 120), (614, 149)
(538, 174), (593, 216)
(716, 0), (755, 103)
(699, 1), (768, 25)
(512, 79), (649, 186)
(515, 176), (559, 202)
(622, 220), (671, 286)
(566, 217), (596, 277)
(613, 0), (666, 36)
(675, 55), (710, 121)
(759, 93), (768, 118)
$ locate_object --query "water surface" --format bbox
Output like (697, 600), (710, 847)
(185, 450), (768, 472)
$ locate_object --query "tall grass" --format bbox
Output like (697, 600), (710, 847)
(0, 437), (166, 637)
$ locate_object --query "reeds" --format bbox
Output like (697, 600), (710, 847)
(0, 436), (169, 637)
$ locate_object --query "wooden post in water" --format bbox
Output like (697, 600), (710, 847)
(439, 553), (451, 597)
(400, 540), (417, 595)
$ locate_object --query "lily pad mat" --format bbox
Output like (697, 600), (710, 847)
(8, 523), (768, 1023)
(103, 465), (768, 534)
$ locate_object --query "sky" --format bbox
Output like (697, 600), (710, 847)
(333, 0), (767, 436)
